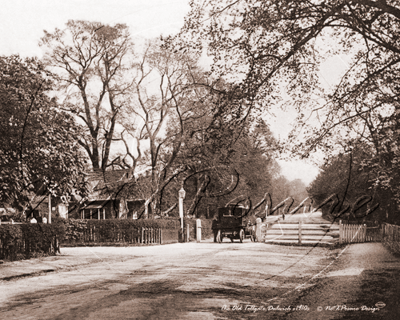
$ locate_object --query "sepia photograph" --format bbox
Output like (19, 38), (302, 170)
(1, 0), (400, 319)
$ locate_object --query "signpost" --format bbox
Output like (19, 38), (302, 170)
(178, 187), (186, 233)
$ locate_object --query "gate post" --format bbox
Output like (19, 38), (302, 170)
(256, 218), (262, 242)
(196, 219), (202, 242)
(298, 221), (302, 244)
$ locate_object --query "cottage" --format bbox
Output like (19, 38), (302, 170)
(78, 168), (149, 220)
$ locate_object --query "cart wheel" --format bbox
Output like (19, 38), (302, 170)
(216, 230), (222, 243)
(239, 229), (244, 243)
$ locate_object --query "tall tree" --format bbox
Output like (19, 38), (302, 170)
(40, 20), (133, 170)
(179, 0), (400, 209)
(0, 55), (86, 214)
(307, 145), (388, 222)
(166, 110), (281, 218)
(101, 40), (217, 217)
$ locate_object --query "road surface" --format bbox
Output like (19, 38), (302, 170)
(0, 241), (399, 319)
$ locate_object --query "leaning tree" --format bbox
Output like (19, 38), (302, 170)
(176, 0), (400, 213)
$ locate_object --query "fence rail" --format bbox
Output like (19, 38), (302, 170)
(382, 223), (400, 254)
(260, 221), (340, 245)
(339, 224), (366, 244)
(339, 224), (382, 244)
(64, 226), (179, 245)
(258, 221), (383, 245)
(0, 235), (59, 260)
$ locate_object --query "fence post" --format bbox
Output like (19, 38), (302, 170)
(256, 218), (262, 242)
(141, 227), (144, 244)
(298, 221), (302, 244)
(196, 219), (202, 242)
(363, 224), (366, 242)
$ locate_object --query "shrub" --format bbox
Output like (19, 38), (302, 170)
(0, 222), (65, 260)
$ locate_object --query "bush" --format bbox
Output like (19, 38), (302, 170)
(63, 218), (181, 244)
(0, 222), (65, 260)
(62, 218), (214, 245)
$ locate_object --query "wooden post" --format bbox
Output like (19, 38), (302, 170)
(363, 224), (367, 242)
(103, 208), (105, 220)
(98, 209), (100, 220)
(256, 218), (262, 242)
(298, 221), (302, 244)
(196, 219), (202, 242)
(186, 224), (190, 242)
(48, 193), (52, 224)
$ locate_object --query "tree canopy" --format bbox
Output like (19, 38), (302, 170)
(0, 55), (86, 214)
(40, 20), (133, 170)
(176, 0), (400, 211)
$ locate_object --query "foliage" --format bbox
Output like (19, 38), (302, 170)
(0, 55), (87, 213)
(161, 115), (283, 218)
(0, 222), (65, 260)
(178, 0), (400, 212)
(307, 145), (392, 222)
(85, 218), (179, 230)
(63, 218), (181, 244)
(100, 40), (252, 218)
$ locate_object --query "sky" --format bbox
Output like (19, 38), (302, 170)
(0, 0), (322, 185)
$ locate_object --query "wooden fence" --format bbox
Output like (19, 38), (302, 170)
(65, 226), (179, 245)
(339, 224), (382, 244)
(382, 223), (400, 254)
(260, 221), (340, 245)
(0, 235), (60, 260)
(259, 221), (383, 245)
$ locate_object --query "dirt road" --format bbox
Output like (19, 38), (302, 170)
(0, 241), (399, 319)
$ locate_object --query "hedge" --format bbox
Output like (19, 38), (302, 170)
(63, 218), (180, 244)
(0, 222), (65, 261)
(63, 218), (214, 244)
